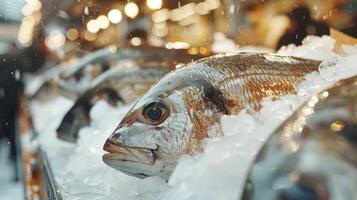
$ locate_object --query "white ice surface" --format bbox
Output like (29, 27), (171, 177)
(30, 95), (76, 167)
(29, 35), (357, 200)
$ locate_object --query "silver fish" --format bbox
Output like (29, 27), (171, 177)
(242, 76), (357, 200)
(60, 45), (205, 78)
(29, 46), (203, 99)
(102, 53), (321, 179)
(25, 48), (111, 99)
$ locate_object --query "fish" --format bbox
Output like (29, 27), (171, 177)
(57, 48), (204, 143)
(60, 45), (207, 79)
(28, 46), (204, 100)
(241, 76), (357, 200)
(102, 53), (321, 179)
(25, 48), (111, 100)
(57, 46), (204, 97)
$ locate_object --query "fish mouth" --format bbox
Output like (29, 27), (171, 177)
(103, 142), (156, 164)
(102, 142), (157, 178)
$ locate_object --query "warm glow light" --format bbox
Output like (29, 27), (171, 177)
(66, 28), (79, 41)
(96, 15), (110, 29)
(84, 6), (89, 15)
(18, 25), (34, 47)
(199, 47), (209, 55)
(124, 2), (139, 19)
(131, 37), (142, 46)
(170, 3), (195, 21)
(31, 11), (42, 25)
(146, 0), (162, 10)
(165, 41), (190, 49)
(18, 0), (42, 47)
(21, 0), (42, 16)
(21, 5), (33, 16)
(87, 19), (99, 33)
(195, 2), (210, 15)
(330, 120), (345, 132)
(206, 0), (221, 10)
(45, 30), (65, 50)
(17, 15), (37, 47)
(84, 31), (97, 41)
(108, 9), (122, 24)
(27, 0), (42, 11)
(152, 22), (168, 37)
(152, 9), (169, 23)
(22, 15), (36, 27)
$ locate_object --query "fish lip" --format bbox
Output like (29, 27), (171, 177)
(103, 142), (157, 165)
(102, 152), (154, 179)
(101, 156), (151, 179)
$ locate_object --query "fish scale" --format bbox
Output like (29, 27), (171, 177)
(197, 54), (320, 113)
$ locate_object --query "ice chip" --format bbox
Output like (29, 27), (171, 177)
(278, 35), (337, 60)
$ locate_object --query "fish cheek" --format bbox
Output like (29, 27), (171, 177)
(152, 96), (193, 165)
(182, 88), (225, 155)
(181, 90), (209, 155)
(155, 112), (191, 154)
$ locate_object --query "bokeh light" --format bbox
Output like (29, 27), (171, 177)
(66, 28), (79, 41)
(87, 19), (99, 33)
(96, 15), (110, 29)
(45, 30), (66, 50)
(124, 2), (139, 19)
(108, 9), (122, 24)
(146, 0), (162, 10)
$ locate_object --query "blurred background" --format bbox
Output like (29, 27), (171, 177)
(0, 0), (356, 199)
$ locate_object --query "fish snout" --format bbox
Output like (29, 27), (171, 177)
(104, 123), (135, 149)
(56, 119), (79, 143)
(56, 105), (90, 143)
(103, 132), (125, 153)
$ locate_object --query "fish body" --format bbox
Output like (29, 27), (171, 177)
(242, 76), (357, 200)
(57, 48), (203, 143)
(29, 46), (203, 99)
(60, 45), (204, 79)
(102, 53), (321, 179)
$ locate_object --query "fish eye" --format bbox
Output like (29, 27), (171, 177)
(142, 100), (169, 125)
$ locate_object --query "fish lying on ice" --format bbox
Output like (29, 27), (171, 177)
(102, 53), (321, 179)
(56, 49), (204, 143)
(28, 46), (202, 99)
(57, 46), (204, 97)
(25, 48), (112, 99)
(242, 76), (357, 200)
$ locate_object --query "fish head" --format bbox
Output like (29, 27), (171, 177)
(103, 68), (227, 179)
(57, 86), (122, 143)
(56, 101), (90, 143)
(103, 89), (193, 179)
